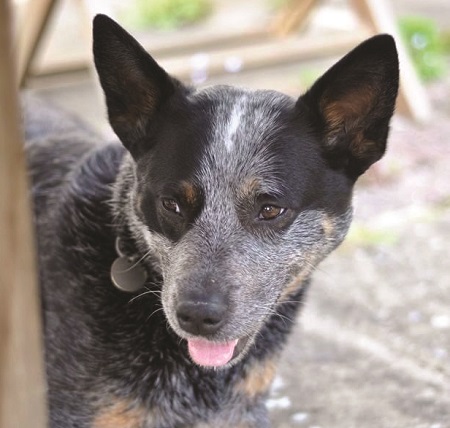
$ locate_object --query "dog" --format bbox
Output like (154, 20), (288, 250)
(24, 14), (399, 428)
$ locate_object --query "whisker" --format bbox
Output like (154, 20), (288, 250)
(128, 290), (154, 304)
(145, 307), (165, 322)
(118, 248), (154, 273)
(127, 283), (162, 304)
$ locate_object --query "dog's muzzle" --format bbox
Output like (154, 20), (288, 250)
(175, 290), (248, 367)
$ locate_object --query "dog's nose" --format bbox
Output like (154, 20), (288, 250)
(176, 296), (227, 336)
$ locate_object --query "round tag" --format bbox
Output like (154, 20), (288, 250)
(110, 256), (147, 293)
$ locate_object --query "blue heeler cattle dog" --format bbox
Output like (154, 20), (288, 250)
(24, 14), (399, 428)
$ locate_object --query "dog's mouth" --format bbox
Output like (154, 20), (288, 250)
(187, 336), (250, 368)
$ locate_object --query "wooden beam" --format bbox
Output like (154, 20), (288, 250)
(16, 0), (57, 87)
(28, 31), (366, 87)
(0, 1), (48, 426)
(271, 0), (319, 36)
(29, 26), (271, 78)
(158, 32), (367, 82)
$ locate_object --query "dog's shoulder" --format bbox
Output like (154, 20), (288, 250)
(22, 95), (125, 220)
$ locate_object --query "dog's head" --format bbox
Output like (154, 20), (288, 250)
(93, 15), (398, 368)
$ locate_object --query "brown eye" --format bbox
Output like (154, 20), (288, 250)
(259, 205), (286, 220)
(162, 198), (181, 215)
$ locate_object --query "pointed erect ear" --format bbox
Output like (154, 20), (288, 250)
(298, 35), (399, 179)
(93, 14), (183, 156)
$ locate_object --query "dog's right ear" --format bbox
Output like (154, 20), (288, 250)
(298, 35), (399, 180)
(93, 14), (182, 157)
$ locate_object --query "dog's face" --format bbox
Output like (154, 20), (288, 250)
(93, 16), (398, 367)
(131, 88), (354, 366)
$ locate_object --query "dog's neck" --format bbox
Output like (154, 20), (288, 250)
(111, 153), (163, 286)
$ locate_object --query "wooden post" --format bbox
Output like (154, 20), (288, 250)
(0, 0), (48, 426)
(16, 0), (57, 87)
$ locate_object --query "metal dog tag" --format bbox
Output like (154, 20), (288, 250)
(111, 256), (147, 293)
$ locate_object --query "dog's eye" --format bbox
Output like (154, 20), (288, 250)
(259, 205), (286, 220)
(161, 198), (181, 215)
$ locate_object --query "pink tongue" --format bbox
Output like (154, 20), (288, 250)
(187, 339), (238, 367)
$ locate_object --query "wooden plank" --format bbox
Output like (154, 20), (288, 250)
(157, 32), (367, 82)
(271, 0), (319, 36)
(0, 1), (48, 427)
(29, 26), (271, 78)
(16, 0), (57, 87)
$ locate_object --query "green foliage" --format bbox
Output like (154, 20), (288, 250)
(298, 68), (322, 89)
(123, 0), (212, 30)
(442, 30), (450, 53)
(399, 16), (448, 81)
(267, 0), (290, 10)
(346, 224), (400, 248)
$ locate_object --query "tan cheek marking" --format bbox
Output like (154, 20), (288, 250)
(181, 181), (198, 206)
(238, 177), (261, 199)
(322, 214), (336, 239)
(279, 215), (336, 303)
(135, 193), (144, 213)
(278, 268), (311, 303)
(237, 359), (277, 398)
(92, 400), (146, 428)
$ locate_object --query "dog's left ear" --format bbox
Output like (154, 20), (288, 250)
(298, 35), (399, 179)
(93, 14), (185, 157)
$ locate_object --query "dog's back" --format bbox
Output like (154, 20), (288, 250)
(24, 96), (109, 212)
(24, 97), (130, 426)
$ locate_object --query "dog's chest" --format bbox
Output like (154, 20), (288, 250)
(91, 361), (271, 428)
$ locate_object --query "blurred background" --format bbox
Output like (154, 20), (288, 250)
(12, 0), (450, 426)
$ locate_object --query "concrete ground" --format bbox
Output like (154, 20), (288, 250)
(271, 153), (450, 427)
(23, 0), (450, 426)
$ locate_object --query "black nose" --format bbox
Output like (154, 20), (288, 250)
(176, 295), (227, 336)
